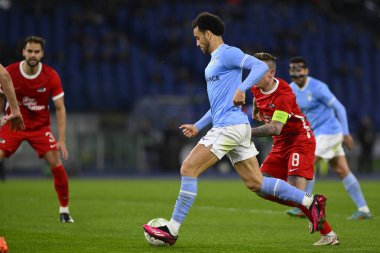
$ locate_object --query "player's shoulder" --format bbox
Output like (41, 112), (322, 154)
(41, 63), (60, 78)
(308, 76), (328, 89)
(276, 78), (293, 93)
(5, 62), (20, 73)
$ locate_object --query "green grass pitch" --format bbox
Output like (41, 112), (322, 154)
(0, 178), (379, 253)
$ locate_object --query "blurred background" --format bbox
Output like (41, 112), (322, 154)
(0, 0), (379, 177)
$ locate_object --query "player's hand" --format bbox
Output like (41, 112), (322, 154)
(179, 124), (199, 138)
(57, 140), (69, 160)
(343, 134), (354, 150)
(233, 89), (246, 106)
(1, 112), (25, 131)
(252, 111), (262, 121)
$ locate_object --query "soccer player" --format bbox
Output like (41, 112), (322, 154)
(288, 56), (372, 220)
(0, 36), (74, 223)
(250, 52), (339, 246)
(143, 12), (327, 246)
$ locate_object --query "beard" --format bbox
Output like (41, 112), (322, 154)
(26, 58), (40, 68)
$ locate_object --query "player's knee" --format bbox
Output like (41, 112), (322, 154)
(180, 159), (196, 177)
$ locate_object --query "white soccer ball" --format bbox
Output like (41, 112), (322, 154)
(144, 218), (170, 246)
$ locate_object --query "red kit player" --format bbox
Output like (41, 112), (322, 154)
(0, 36), (74, 223)
(250, 53), (338, 246)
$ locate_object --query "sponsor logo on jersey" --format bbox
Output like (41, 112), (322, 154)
(206, 75), (220, 83)
(37, 87), (46, 92)
(22, 96), (46, 111)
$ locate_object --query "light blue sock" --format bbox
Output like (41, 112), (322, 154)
(171, 176), (198, 224)
(342, 172), (367, 209)
(260, 177), (310, 205)
(305, 177), (315, 194)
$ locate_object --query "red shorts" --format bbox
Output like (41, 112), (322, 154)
(260, 134), (316, 181)
(0, 124), (58, 158)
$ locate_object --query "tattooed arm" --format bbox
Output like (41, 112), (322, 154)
(251, 120), (285, 137)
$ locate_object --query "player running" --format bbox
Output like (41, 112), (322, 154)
(250, 52), (339, 246)
(143, 12), (327, 246)
(0, 36), (74, 223)
(287, 56), (372, 220)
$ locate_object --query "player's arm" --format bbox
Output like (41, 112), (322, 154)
(220, 48), (268, 106)
(252, 98), (261, 121)
(53, 97), (69, 159)
(251, 110), (287, 137)
(318, 83), (353, 149)
(0, 64), (24, 130)
(180, 109), (211, 138)
(330, 99), (354, 149)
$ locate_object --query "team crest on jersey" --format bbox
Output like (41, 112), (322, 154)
(0, 138), (5, 144)
(37, 87), (46, 92)
(269, 103), (275, 108)
(209, 57), (219, 67)
(307, 93), (313, 102)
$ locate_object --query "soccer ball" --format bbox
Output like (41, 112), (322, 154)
(144, 218), (170, 246)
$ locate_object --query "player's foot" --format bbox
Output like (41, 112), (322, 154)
(143, 224), (178, 245)
(286, 208), (306, 218)
(347, 210), (372, 220)
(60, 213), (74, 223)
(313, 233), (340, 246)
(308, 194), (326, 233)
(0, 236), (8, 253)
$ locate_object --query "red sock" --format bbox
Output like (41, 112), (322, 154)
(51, 165), (69, 207)
(261, 195), (333, 235)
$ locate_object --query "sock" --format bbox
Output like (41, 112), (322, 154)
(51, 165), (69, 207)
(59, 206), (69, 213)
(342, 172), (368, 210)
(260, 177), (313, 208)
(305, 177), (315, 194)
(170, 176), (197, 236)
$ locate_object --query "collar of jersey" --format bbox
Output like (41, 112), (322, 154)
(19, 61), (42, 80)
(211, 43), (226, 57)
(260, 78), (279, 95)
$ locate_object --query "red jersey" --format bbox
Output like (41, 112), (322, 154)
(4, 61), (64, 130)
(251, 78), (313, 146)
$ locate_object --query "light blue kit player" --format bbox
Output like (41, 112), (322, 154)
(143, 12), (328, 246)
(288, 56), (372, 220)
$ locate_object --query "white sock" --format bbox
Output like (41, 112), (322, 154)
(359, 206), (370, 213)
(59, 206), (69, 214)
(169, 219), (181, 236)
(302, 194), (314, 208)
(325, 231), (336, 237)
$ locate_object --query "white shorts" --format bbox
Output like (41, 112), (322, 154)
(198, 124), (259, 165)
(315, 133), (345, 160)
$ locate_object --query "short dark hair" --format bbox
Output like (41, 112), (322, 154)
(192, 12), (224, 36)
(254, 52), (277, 70)
(24, 36), (46, 50)
(289, 56), (308, 68)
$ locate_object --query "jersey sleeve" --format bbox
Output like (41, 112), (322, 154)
(50, 70), (64, 101)
(220, 46), (246, 69)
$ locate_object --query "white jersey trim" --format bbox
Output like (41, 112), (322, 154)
(240, 54), (249, 69)
(327, 97), (336, 106)
(260, 78), (279, 95)
(52, 92), (64, 101)
(19, 61), (42, 79)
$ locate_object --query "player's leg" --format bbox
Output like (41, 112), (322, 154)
(43, 150), (73, 223)
(329, 155), (372, 219)
(143, 127), (224, 245)
(29, 128), (73, 223)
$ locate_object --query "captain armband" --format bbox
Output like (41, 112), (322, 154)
(272, 110), (289, 124)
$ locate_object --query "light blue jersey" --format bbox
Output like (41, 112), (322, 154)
(195, 44), (268, 129)
(290, 76), (349, 136)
